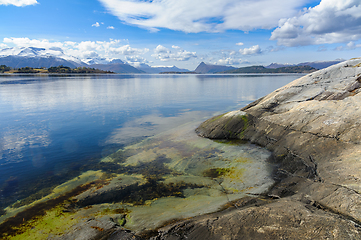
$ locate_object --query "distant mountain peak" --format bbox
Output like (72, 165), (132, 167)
(194, 62), (235, 74)
(135, 63), (190, 73)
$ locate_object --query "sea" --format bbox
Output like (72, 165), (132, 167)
(0, 73), (303, 232)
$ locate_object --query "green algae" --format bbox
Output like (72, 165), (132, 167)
(76, 177), (204, 207)
(0, 177), (111, 239)
(238, 115), (249, 139)
(7, 204), (78, 240)
(203, 168), (230, 178)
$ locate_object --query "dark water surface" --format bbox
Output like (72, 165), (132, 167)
(0, 73), (302, 215)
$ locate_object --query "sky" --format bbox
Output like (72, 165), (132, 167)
(1, 0), (361, 70)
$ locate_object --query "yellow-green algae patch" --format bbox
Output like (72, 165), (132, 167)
(7, 204), (80, 240)
(0, 170), (104, 225)
(0, 176), (111, 239)
(86, 120), (275, 233)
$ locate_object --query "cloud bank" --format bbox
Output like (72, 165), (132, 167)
(239, 45), (262, 55)
(271, 0), (361, 46)
(97, 0), (309, 33)
(152, 45), (197, 61)
(0, 0), (38, 7)
(1, 38), (199, 66)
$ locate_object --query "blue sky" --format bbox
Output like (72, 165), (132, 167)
(1, 0), (361, 70)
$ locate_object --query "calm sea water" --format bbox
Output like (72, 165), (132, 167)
(0, 73), (302, 211)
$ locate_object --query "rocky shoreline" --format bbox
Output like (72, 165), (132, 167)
(82, 58), (361, 239)
(2, 59), (361, 239)
(190, 58), (361, 239)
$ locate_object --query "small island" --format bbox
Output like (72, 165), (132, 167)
(0, 65), (115, 74)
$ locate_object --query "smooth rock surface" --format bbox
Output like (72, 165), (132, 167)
(193, 58), (361, 239)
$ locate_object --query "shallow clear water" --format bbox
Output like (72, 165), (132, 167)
(0, 73), (302, 231)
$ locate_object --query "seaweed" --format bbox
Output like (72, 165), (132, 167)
(77, 177), (204, 207)
(203, 168), (230, 178)
(0, 179), (107, 239)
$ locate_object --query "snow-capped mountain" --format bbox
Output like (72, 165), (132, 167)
(83, 58), (126, 65)
(0, 47), (86, 69)
(0, 47), (85, 65)
(0, 47), (141, 73)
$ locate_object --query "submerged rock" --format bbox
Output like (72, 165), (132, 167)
(194, 58), (361, 239)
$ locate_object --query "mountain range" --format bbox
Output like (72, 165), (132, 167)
(0, 47), (188, 74)
(265, 60), (344, 70)
(0, 47), (345, 74)
(221, 65), (317, 74)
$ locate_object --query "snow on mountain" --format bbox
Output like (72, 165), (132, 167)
(83, 58), (110, 65)
(0, 47), (144, 72)
(82, 57), (126, 65)
(0, 47), (84, 65)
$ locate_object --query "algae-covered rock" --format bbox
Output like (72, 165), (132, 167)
(195, 110), (249, 139)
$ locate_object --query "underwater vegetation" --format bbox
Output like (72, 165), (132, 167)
(203, 168), (231, 178)
(77, 177), (205, 207)
(0, 179), (107, 239)
(0, 127), (274, 239)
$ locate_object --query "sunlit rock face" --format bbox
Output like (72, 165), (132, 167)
(193, 58), (361, 239)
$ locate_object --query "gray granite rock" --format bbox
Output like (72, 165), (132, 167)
(192, 58), (361, 239)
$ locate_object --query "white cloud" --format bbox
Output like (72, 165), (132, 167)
(271, 0), (361, 46)
(97, 0), (309, 33)
(154, 45), (170, 54)
(0, 43), (8, 49)
(0, 0), (37, 7)
(4, 37), (63, 49)
(236, 42), (244, 46)
(111, 44), (149, 55)
(92, 22), (101, 27)
(334, 41), (361, 51)
(107, 26), (115, 29)
(152, 45), (197, 61)
(125, 56), (149, 67)
(266, 45), (285, 52)
(239, 45), (262, 55)
(217, 57), (245, 65)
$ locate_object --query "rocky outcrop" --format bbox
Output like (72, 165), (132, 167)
(191, 58), (361, 239)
